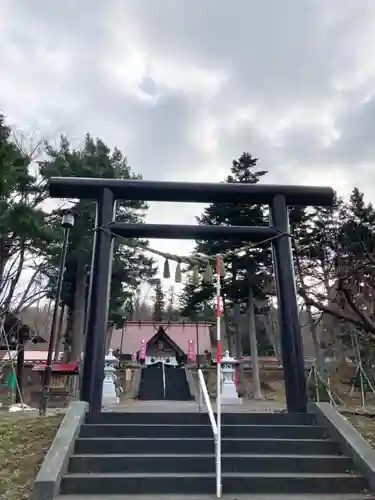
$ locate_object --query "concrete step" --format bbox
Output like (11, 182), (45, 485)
(56, 495), (375, 500)
(85, 412), (316, 426)
(75, 437), (341, 455)
(60, 472), (368, 495)
(68, 453), (353, 474)
(79, 423), (327, 439)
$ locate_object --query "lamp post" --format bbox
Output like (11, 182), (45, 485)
(40, 211), (75, 415)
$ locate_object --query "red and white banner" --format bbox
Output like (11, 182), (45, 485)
(131, 352), (137, 362)
(139, 340), (146, 360)
(187, 339), (196, 362)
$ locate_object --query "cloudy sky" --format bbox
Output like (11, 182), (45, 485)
(2, 0), (375, 280)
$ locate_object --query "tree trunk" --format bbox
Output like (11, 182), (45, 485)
(63, 307), (74, 361)
(294, 245), (327, 377)
(0, 251), (7, 287)
(228, 264), (240, 357)
(304, 303), (327, 379)
(233, 302), (242, 359)
(230, 261), (245, 394)
(260, 309), (281, 361)
(1, 240), (25, 310)
(70, 260), (87, 361)
(221, 288), (234, 353)
(248, 286), (263, 399)
(0, 238), (11, 288)
(233, 301), (246, 395)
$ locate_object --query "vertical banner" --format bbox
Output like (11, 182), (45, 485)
(131, 352), (137, 362)
(187, 339), (195, 362)
(139, 340), (146, 360)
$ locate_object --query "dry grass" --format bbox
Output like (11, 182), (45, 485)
(0, 412), (63, 500)
(346, 414), (375, 447)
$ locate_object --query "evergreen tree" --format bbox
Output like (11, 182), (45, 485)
(41, 134), (157, 358)
(0, 113), (58, 311)
(180, 153), (272, 355)
(165, 286), (182, 322)
(179, 275), (216, 321)
(152, 279), (165, 322)
(291, 195), (344, 296)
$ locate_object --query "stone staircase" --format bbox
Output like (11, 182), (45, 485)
(57, 411), (374, 498)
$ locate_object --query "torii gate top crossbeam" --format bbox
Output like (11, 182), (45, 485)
(49, 177), (334, 206)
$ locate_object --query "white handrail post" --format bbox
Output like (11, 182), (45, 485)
(199, 382), (203, 412)
(215, 254), (222, 498)
(198, 369), (217, 435)
(197, 369), (219, 496)
(162, 361), (166, 399)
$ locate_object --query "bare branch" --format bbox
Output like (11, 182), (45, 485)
(1, 239), (26, 310)
(338, 280), (375, 332)
(17, 290), (48, 312)
(293, 241), (326, 368)
(0, 251), (21, 294)
(298, 286), (375, 336)
(358, 238), (375, 266)
(13, 268), (42, 313)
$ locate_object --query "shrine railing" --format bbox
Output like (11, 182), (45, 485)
(197, 368), (221, 498)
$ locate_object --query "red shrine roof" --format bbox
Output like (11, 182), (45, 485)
(32, 362), (78, 373)
(110, 321), (213, 355)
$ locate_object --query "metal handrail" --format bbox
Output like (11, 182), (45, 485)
(162, 362), (166, 399)
(197, 368), (221, 498)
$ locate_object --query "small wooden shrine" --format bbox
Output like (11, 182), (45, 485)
(33, 361), (79, 398)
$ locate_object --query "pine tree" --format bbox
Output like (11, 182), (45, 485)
(179, 274), (216, 321)
(291, 194), (344, 295)
(0, 113), (59, 311)
(152, 280), (165, 322)
(41, 134), (157, 358)
(180, 153), (272, 356)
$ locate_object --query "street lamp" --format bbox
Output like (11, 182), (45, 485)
(39, 211), (75, 415)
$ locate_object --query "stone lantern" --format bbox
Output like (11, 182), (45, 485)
(102, 348), (120, 406)
(220, 349), (242, 405)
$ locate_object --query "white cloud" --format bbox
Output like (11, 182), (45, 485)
(2, 0), (375, 279)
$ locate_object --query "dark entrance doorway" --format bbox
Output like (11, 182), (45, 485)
(49, 177), (334, 413)
(138, 363), (164, 400)
(165, 365), (193, 401)
(138, 362), (193, 401)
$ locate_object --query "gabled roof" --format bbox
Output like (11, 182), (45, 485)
(145, 327), (185, 356)
(110, 321), (212, 355)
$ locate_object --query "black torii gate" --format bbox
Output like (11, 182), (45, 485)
(48, 177), (334, 413)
